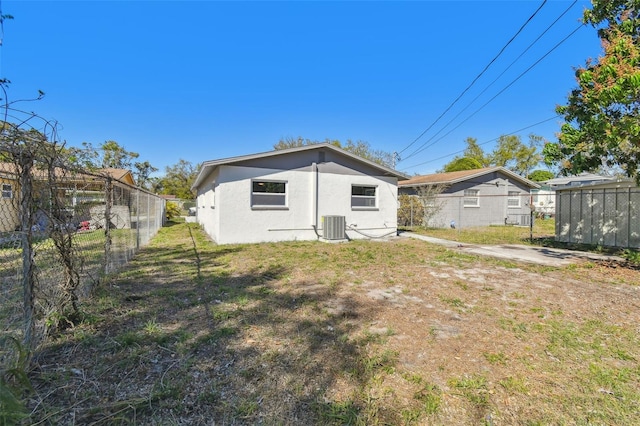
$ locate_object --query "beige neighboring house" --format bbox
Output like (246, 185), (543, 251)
(0, 163), (19, 232)
(0, 164), (135, 232)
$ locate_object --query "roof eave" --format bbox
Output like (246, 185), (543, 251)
(193, 143), (409, 189)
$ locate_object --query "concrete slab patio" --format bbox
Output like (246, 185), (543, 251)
(399, 232), (623, 267)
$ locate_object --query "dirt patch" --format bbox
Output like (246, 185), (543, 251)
(25, 225), (640, 425)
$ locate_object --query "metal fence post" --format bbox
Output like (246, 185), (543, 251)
(103, 177), (113, 276)
(19, 155), (36, 349)
(147, 193), (151, 244)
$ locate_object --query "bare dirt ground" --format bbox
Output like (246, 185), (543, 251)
(26, 223), (640, 425)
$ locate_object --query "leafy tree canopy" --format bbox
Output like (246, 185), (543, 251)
(71, 140), (158, 188)
(76, 140), (139, 170)
(528, 169), (555, 182)
(274, 136), (395, 169)
(152, 159), (199, 200)
(133, 160), (158, 190)
(461, 137), (490, 167)
(544, 0), (640, 183)
(490, 134), (542, 177)
(441, 134), (543, 176)
(443, 157), (482, 172)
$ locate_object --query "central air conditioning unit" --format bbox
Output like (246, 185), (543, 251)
(322, 215), (346, 240)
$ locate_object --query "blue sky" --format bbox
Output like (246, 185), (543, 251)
(2, 0), (601, 176)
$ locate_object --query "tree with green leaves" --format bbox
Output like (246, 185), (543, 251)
(71, 140), (158, 187)
(441, 134), (543, 175)
(133, 160), (158, 189)
(489, 134), (542, 177)
(544, 0), (640, 183)
(152, 159), (199, 199)
(76, 140), (139, 170)
(528, 169), (555, 182)
(443, 157), (483, 172)
(461, 137), (490, 167)
(274, 137), (395, 169)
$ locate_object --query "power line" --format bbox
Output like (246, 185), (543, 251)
(400, 1), (579, 162)
(401, 115), (560, 171)
(402, 22), (584, 163)
(397, 0), (548, 157)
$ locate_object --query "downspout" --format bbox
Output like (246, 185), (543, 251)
(312, 162), (320, 238)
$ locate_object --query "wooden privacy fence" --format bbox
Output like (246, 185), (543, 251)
(555, 183), (640, 249)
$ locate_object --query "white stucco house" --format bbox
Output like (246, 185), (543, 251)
(191, 143), (408, 244)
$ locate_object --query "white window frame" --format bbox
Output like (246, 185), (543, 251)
(463, 189), (479, 207)
(351, 185), (377, 209)
(1, 183), (12, 199)
(508, 191), (521, 208)
(251, 180), (288, 209)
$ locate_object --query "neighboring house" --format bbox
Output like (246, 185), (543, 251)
(532, 173), (615, 216)
(0, 163), (19, 232)
(398, 167), (540, 228)
(191, 143), (408, 244)
(0, 164), (136, 232)
(555, 179), (640, 248)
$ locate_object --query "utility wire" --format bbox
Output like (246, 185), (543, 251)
(403, 22), (584, 162)
(402, 115), (560, 171)
(397, 0), (548, 157)
(401, 0), (578, 162)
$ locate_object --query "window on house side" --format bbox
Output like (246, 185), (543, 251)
(508, 191), (521, 208)
(351, 185), (377, 208)
(252, 180), (287, 207)
(463, 189), (479, 207)
(1, 183), (12, 199)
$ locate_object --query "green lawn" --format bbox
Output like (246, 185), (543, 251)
(404, 217), (556, 245)
(14, 222), (640, 425)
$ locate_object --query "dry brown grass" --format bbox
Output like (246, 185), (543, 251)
(25, 222), (640, 425)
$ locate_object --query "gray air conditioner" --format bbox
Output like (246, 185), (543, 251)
(322, 215), (346, 240)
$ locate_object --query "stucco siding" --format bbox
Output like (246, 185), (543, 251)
(196, 167), (219, 242)
(195, 162), (399, 244)
(213, 165), (315, 244)
(400, 172), (534, 228)
(316, 171), (398, 240)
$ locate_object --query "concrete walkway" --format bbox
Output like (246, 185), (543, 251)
(399, 232), (623, 267)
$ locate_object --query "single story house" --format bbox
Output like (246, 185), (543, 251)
(0, 164), (136, 232)
(191, 143), (408, 244)
(532, 172), (615, 216)
(0, 163), (19, 232)
(555, 179), (640, 248)
(398, 167), (540, 228)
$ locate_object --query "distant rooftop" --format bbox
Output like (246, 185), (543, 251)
(542, 173), (614, 187)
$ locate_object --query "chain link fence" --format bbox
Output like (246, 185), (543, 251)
(397, 192), (557, 243)
(0, 147), (165, 355)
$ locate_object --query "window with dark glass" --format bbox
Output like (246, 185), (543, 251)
(1, 183), (12, 199)
(252, 180), (286, 207)
(351, 185), (376, 208)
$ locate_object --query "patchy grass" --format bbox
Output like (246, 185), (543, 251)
(407, 217), (556, 245)
(23, 223), (640, 425)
